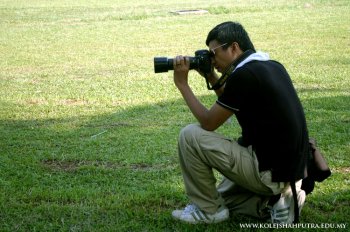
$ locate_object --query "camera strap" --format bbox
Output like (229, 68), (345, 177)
(205, 50), (254, 90)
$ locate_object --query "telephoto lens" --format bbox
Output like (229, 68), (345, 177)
(154, 50), (211, 74)
(154, 57), (174, 73)
(154, 56), (199, 73)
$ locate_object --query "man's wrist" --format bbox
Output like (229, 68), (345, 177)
(176, 82), (190, 91)
(206, 72), (219, 85)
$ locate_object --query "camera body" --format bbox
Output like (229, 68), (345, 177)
(154, 50), (212, 74)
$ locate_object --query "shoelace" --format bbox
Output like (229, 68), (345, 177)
(268, 206), (290, 223)
(183, 204), (198, 214)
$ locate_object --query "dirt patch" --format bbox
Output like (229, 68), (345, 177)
(42, 159), (85, 172)
(171, 9), (208, 15)
(58, 98), (89, 106)
(26, 99), (48, 105)
(41, 159), (166, 172)
(334, 166), (350, 174)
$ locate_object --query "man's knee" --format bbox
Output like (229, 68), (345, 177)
(179, 124), (202, 142)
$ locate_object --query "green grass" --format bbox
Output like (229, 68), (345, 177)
(0, 0), (349, 231)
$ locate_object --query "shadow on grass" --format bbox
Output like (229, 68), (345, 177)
(0, 93), (349, 231)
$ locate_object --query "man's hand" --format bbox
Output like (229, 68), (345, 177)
(173, 55), (190, 89)
(197, 68), (224, 97)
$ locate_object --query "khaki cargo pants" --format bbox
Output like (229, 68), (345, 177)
(178, 124), (292, 217)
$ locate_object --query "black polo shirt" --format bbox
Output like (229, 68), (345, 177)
(217, 59), (309, 182)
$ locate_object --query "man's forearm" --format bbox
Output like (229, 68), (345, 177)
(177, 84), (210, 126)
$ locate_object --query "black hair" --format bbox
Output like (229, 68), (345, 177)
(206, 21), (256, 52)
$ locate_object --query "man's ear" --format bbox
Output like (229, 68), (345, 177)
(231, 42), (240, 52)
(231, 42), (244, 57)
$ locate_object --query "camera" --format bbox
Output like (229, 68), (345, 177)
(154, 50), (212, 74)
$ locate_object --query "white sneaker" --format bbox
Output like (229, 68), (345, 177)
(172, 204), (229, 224)
(269, 189), (306, 224)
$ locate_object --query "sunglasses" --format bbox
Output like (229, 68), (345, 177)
(209, 43), (228, 57)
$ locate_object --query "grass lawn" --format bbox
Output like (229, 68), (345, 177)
(0, 0), (349, 231)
